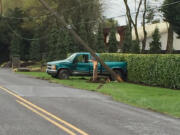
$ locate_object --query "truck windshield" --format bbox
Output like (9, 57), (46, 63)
(66, 53), (76, 62)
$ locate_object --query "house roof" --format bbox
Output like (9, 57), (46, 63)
(132, 22), (169, 41)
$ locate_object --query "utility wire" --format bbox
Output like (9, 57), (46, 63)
(2, 1), (98, 20)
(4, 0), (101, 41)
(7, 24), (49, 41)
(7, 24), (67, 41)
(2, 13), (53, 20)
(5, 0), (180, 41)
(3, 0), (178, 21)
(108, 0), (180, 19)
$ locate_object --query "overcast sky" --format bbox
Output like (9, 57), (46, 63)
(102, 0), (163, 26)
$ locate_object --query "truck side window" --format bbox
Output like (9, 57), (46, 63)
(83, 55), (89, 63)
(76, 55), (89, 63)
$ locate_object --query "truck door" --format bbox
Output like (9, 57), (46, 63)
(73, 54), (90, 75)
(90, 62), (101, 74)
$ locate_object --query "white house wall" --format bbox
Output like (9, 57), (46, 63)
(144, 32), (180, 50)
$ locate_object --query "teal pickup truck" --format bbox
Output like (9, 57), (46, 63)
(46, 52), (127, 80)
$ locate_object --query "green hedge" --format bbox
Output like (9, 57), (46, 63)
(100, 53), (180, 89)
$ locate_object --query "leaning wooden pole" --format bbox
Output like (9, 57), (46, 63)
(38, 0), (123, 82)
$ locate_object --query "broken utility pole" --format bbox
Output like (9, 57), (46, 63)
(38, 0), (123, 82)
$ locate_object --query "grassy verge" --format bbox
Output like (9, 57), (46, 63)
(18, 72), (180, 118)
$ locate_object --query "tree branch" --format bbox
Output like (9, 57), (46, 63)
(142, 0), (147, 53)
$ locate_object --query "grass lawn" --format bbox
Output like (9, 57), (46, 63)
(18, 72), (180, 118)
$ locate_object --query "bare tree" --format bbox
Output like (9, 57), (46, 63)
(38, 0), (123, 82)
(142, 0), (147, 53)
(123, 0), (143, 43)
(124, 0), (133, 37)
(166, 24), (174, 53)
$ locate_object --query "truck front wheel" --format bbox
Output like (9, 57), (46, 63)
(58, 69), (70, 79)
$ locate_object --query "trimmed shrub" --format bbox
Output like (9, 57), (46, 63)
(100, 53), (180, 89)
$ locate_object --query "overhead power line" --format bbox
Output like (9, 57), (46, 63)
(7, 24), (49, 41)
(1, 1), (98, 20)
(2, 0), (179, 21)
(5, 0), (180, 41)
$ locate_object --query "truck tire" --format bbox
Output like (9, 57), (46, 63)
(110, 69), (123, 81)
(51, 74), (57, 78)
(58, 69), (70, 79)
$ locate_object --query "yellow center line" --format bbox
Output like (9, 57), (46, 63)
(16, 100), (76, 135)
(0, 86), (89, 135)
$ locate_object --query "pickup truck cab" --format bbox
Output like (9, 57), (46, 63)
(46, 52), (127, 80)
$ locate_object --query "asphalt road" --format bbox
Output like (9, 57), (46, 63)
(0, 68), (180, 135)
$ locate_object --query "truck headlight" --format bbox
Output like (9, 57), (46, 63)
(51, 65), (56, 70)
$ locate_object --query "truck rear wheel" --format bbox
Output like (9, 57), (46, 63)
(51, 74), (57, 78)
(58, 69), (70, 79)
(110, 69), (123, 81)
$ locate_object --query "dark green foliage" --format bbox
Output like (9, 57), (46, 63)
(10, 32), (22, 57)
(149, 28), (161, 54)
(130, 40), (140, 54)
(75, 20), (88, 52)
(6, 8), (24, 29)
(100, 53), (180, 89)
(121, 27), (132, 53)
(108, 27), (118, 53)
(0, 16), (11, 64)
(29, 39), (41, 61)
(6, 8), (32, 61)
(47, 26), (70, 61)
(104, 18), (118, 28)
(145, 5), (155, 23)
(0, 0), (103, 63)
(162, 0), (180, 37)
(95, 24), (106, 53)
(57, 0), (102, 52)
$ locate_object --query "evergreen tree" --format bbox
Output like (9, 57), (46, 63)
(149, 28), (161, 54)
(108, 27), (118, 53)
(121, 27), (132, 53)
(10, 32), (22, 57)
(162, 0), (180, 37)
(76, 20), (88, 52)
(57, 29), (71, 59)
(7, 8), (29, 59)
(47, 26), (60, 61)
(0, 16), (11, 64)
(29, 37), (41, 61)
(65, 31), (76, 53)
(130, 40), (140, 54)
(95, 24), (106, 53)
(47, 26), (70, 61)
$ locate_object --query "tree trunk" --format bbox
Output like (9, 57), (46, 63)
(123, 0), (142, 43)
(142, 0), (147, 53)
(166, 24), (174, 54)
(134, 0), (142, 43)
(124, 0), (132, 38)
(39, 0), (123, 82)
